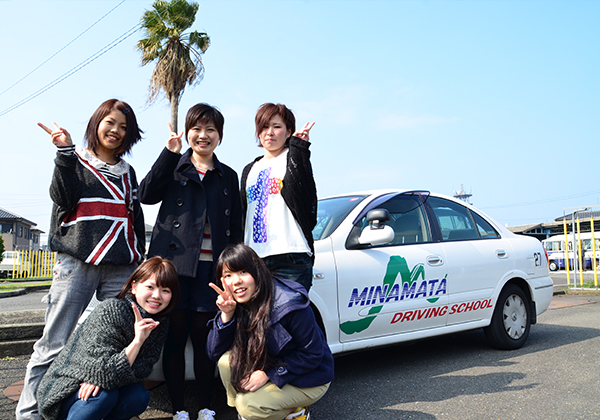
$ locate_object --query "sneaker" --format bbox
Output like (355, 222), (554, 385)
(198, 408), (216, 420)
(174, 411), (190, 420)
(285, 406), (310, 420)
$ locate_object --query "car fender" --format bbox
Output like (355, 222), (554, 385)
(486, 269), (553, 327)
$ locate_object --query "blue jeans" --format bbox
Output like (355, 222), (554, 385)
(263, 253), (313, 292)
(16, 253), (136, 420)
(57, 383), (149, 420)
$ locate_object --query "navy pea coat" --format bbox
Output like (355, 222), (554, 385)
(138, 147), (243, 277)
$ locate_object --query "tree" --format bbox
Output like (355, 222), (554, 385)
(137, 0), (210, 132)
(0, 236), (4, 263)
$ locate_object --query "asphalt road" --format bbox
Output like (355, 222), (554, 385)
(2, 275), (600, 419)
(0, 290), (48, 313)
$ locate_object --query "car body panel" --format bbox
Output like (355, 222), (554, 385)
(309, 189), (553, 355)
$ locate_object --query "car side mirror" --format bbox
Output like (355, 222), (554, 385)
(358, 209), (394, 246)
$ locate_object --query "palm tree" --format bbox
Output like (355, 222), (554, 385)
(137, 0), (210, 131)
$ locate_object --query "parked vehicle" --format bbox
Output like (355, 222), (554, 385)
(542, 232), (598, 271)
(0, 251), (31, 278)
(310, 190), (553, 352)
(583, 236), (600, 270)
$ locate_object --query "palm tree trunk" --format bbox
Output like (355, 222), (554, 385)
(170, 95), (180, 133)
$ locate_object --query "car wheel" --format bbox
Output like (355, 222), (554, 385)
(549, 261), (559, 271)
(484, 284), (531, 350)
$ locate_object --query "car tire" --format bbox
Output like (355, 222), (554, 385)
(484, 284), (531, 350)
(549, 261), (559, 271)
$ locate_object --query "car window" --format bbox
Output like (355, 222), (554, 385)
(470, 210), (500, 239)
(428, 197), (499, 241)
(359, 194), (431, 246)
(314, 195), (367, 240)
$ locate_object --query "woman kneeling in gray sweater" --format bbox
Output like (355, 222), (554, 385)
(37, 256), (179, 420)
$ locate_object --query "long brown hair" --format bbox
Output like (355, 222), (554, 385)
(117, 256), (180, 315)
(216, 244), (275, 392)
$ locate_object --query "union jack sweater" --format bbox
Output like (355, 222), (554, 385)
(48, 146), (145, 265)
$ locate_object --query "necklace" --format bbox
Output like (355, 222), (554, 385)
(192, 162), (211, 173)
(190, 155), (213, 172)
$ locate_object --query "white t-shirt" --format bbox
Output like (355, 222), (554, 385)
(244, 150), (310, 258)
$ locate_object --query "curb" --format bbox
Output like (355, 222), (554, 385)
(0, 288), (27, 298)
(0, 285), (50, 299)
(565, 288), (600, 296)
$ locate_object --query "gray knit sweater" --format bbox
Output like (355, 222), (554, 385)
(37, 295), (168, 420)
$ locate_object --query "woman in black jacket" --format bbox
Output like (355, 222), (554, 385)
(138, 103), (243, 420)
(240, 103), (317, 292)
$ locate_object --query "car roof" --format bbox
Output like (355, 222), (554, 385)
(319, 189), (467, 205)
(318, 189), (512, 236)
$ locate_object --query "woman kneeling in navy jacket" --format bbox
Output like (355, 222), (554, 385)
(207, 244), (333, 420)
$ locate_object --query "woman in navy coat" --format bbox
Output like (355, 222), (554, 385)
(139, 104), (242, 419)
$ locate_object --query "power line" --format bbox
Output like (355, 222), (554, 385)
(0, 0), (127, 98)
(0, 23), (141, 118)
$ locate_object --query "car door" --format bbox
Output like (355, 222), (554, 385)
(426, 196), (514, 326)
(335, 192), (449, 343)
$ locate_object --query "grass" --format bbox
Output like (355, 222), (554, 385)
(0, 281), (52, 292)
(1, 277), (52, 282)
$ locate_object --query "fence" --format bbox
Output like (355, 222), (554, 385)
(561, 207), (599, 288)
(1, 250), (56, 279)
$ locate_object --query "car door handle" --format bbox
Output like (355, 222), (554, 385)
(313, 272), (325, 280)
(496, 250), (508, 258)
(427, 255), (443, 265)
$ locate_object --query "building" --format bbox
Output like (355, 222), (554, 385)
(0, 208), (43, 251)
(508, 210), (600, 241)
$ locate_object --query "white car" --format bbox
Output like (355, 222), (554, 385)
(0, 251), (31, 278)
(308, 190), (553, 354)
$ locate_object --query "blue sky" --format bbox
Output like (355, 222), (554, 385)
(1, 0), (599, 241)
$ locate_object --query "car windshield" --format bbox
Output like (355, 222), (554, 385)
(313, 195), (367, 240)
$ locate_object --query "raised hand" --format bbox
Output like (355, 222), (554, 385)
(78, 382), (100, 401)
(38, 122), (73, 148)
(293, 122), (315, 141)
(209, 281), (237, 323)
(131, 302), (159, 344)
(166, 122), (184, 154)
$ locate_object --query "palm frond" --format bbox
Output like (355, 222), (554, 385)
(137, 0), (208, 118)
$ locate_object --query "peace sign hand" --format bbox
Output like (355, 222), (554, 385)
(166, 122), (184, 154)
(131, 302), (159, 345)
(209, 281), (237, 323)
(38, 122), (73, 148)
(293, 122), (315, 142)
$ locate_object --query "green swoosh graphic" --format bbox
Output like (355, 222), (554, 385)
(341, 255), (424, 334)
